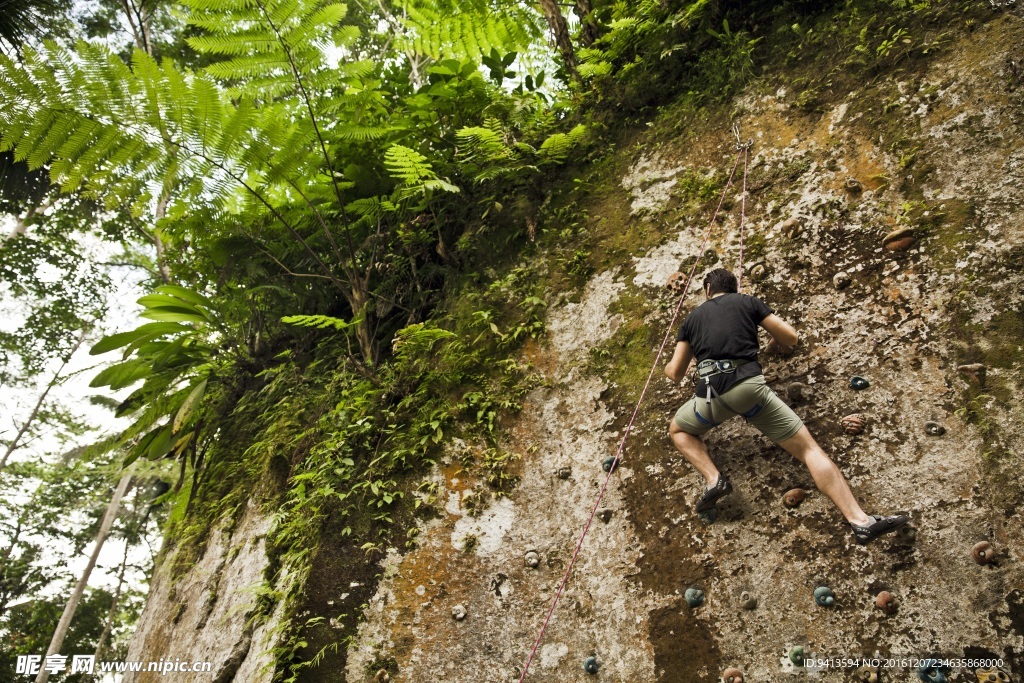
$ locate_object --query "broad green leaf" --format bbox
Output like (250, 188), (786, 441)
(90, 322), (189, 355)
(171, 430), (194, 456)
(147, 424), (175, 460)
(90, 359), (150, 390)
(137, 294), (204, 314)
(174, 378), (208, 432)
(140, 307), (209, 324)
(154, 284), (216, 309)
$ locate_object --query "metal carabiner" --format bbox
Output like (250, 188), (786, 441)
(732, 121), (753, 151)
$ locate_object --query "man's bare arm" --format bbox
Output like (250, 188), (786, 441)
(664, 341), (694, 382)
(759, 313), (799, 348)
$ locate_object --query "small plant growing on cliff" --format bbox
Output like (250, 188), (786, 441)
(461, 534), (479, 554)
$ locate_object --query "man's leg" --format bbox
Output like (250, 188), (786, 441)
(776, 426), (872, 526)
(669, 420), (719, 486)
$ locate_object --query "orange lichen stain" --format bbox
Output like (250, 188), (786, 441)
(520, 337), (556, 379)
(383, 520), (493, 681)
(881, 286), (905, 302)
(440, 461), (473, 497)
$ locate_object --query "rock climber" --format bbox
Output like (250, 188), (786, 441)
(663, 267), (909, 545)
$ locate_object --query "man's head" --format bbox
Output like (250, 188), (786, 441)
(702, 268), (738, 297)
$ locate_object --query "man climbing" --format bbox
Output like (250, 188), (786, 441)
(663, 268), (909, 545)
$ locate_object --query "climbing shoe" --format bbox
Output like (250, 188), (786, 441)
(695, 474), (733, 513)
(850, 514), (910, 546)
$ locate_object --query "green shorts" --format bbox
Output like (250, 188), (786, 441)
(673, 375), (803, 443)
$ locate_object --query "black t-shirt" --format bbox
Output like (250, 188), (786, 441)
(677, 293), (774, 397)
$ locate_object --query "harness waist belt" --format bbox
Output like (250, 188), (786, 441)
(695, 358), (751, 381)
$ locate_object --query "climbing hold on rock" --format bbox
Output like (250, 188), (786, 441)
(788, 645), (806, 666)
(781, 217), (802, 238)
(855, 665), (879, 683)
(374, 670), (390, 683)
(833, 271), (852, 290)
(722, 667), (744, 683)
(972, 541), (995, 565)
(875, 590), (897, 614)
(703, 247), (719, 263)
(583, 656), (600, 674)
(556, 466), (571, 480)
(787, 382), (811, 402)
(749, 262), (768, 283)
(976, 666), (1011, 682)
(685, 587), (705, 608)
(883, 226), (917, 251)
(666, 271), (685, 292)
(698, 508), (719, 524)
(917, 658), (951, 683)
(524, 551), (540, 569)
(842, 413), (867, 435)
(957, 363), (986, 385)
(451, 604), (467, 621)
(925, 421), (946, 436)
(850, 376), (870, 390)
(896, 524), (917, 544)
(814, 586), (836, 607)
(740, 591), (758, 610)
(846, 177), (863, 193)
(602, 456), (619, 473)
(597, 508), (614, 523)
(783, 488), (806, 508)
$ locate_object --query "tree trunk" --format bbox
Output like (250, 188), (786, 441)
(538, 0), (579, 81)
(35, 469), (134, 683)
(1, 329), (89, 472)
(350, 285), (378, 368)
(93, 532), (131, 660)
(575, 0), (600, 47)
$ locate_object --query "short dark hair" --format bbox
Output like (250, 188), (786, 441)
(702, 268), (738, 296)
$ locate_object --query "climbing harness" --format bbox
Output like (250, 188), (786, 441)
(695, 358), (750, 424)
(516, 124), (755, 682)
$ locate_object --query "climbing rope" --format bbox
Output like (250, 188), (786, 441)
(517, 133), (752, 681)
(733, 122), (753, 292)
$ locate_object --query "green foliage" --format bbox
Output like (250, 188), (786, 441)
(89, 285), (220, 467)
(281, 314), (362, 332)
(395, 0), (542, 62)
(705, 18), (762, 83)
(384, 144), (460, 201)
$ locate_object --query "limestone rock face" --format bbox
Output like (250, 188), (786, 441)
(124, 502), (285, 683)
(124, 12), (1024, 683)
(335, 16), (1024, 679)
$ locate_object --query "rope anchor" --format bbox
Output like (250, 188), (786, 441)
(732, 121), (754, 151)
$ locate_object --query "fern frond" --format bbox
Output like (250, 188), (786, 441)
(537, 124), (588, 165)
(392, 323), (455, 361)
(397, 4), (541, 62)
(281, 314), (362, 331)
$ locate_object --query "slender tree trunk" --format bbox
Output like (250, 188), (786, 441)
(349, 284), (378, 368)
(0, 519), (24, 615)
(0, 329), (89, 472)
(35, 469), (134, 683)
(93, 533), (131, 660)
(153, 192), (172, 284)
(575, 0), (600, 47)
(538, 0), (579, 80)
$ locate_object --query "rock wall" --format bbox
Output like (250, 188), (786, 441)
(124, 501), (283, 683)
(341, 11), (1024, 683)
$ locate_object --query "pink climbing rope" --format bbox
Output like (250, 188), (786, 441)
(516, 148), (745, 683)
(736, 143), (749, 291)
(734, 124), (752, 292)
